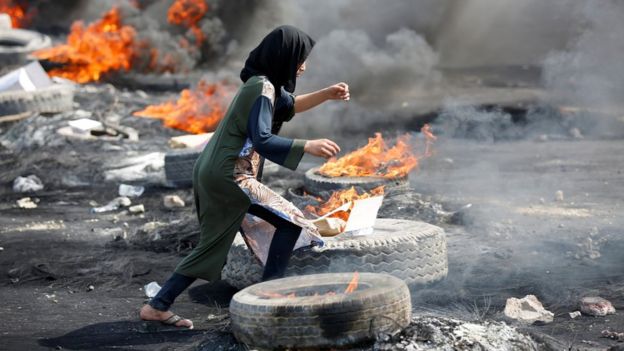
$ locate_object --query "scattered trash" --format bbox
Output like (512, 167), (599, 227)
(580, 296), (615, 316)
(569, 311), (581, 319)
(504, 295), (554, 324)
(68, 118), (103, 134)
(128, 204), (145, 214)
(16, 197), (37, 209)
(602, 329), (624, 342)
(103, 152), (165, 184)
(163, 195), (185, 209)
(554, 190), (564, 202)
(86, 285), (95, 292)
(13, 175), (44, 192)
(118, 184), (145, 198)
(90, 197), (132, 213)
(144, 281), (161, 298)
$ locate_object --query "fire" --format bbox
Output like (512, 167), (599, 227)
(318, 125), (437, 178)
(306, 186), (384, 221)
(344, 272), (360, 293)
(133, 80), (234, 134)
(33, 7), (135, 83)
(168, 0), (208, 47)
(0, 0), (31, 28)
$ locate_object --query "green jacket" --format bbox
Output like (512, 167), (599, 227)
(175, 76), (305, 280)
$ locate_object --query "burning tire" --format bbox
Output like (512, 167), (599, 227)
(0, 29), (51, 65)
(222, 218), (447, 289)
(230, 272), (411, 349)
(0, 84), (74, 116)
(304, 166), (408, 195)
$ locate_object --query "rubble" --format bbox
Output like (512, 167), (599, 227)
(90, 197), (132, 214)
(13, 174), (44, 192)
(504, 295), (554, 324)
(128, 204), (145, 214)
(163, 195), (185, 209)
(580, 296), (616, 316)
(16, 197), (37, 209)
(373, 316), (538, 350)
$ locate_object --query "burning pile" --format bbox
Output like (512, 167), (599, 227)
(33, 7), (135, 83)
(133, 80), (234, 134)
(0, 0), (31, 28)
(306, 186), (384, 221)
(168, 0), (209, 47)
(318, 125), (436, 179)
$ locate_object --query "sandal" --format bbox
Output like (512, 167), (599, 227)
(162, 314), (194, 329)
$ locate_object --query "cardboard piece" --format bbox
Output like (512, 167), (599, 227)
(314, 195), (384, 236)
(169, 133), (213, 149)
(0, 61), (53, 93)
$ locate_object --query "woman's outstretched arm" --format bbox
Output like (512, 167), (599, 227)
(294, 82), (350, 113)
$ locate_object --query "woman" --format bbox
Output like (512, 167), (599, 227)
(140, 25), (350, 329)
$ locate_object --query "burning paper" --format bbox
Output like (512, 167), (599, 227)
(318, 124), (436, 178)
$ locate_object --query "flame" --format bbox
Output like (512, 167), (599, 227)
(344, 272), (360, 293)
(167, 0), (208, 47)
(133, 80), (234, 134)
(306, 186), (384, 221)
(33, 7), (135, 83)
(0, 0), (31, 28)
(318, 125), (436, 178)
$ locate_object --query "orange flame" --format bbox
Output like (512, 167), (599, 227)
(306, 186), (384, 221)
(344, 272), (360, 293)
(318, 125), (436, 179)
(33, 7), (135, 83)
(167, 0), (208, 47)
(133, 80), (234, 134)
(0, 0), (31, 28)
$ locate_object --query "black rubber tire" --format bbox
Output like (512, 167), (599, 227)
(0, 84), (74, 116)
(230, 272), (412, 349)
(164, 150), (201, 188)
(222, 218), (448, 289)
(304, 166), (408, 195)
(0, 29), (51, 65)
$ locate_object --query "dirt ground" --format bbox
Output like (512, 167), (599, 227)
(1, 77), (623, 350)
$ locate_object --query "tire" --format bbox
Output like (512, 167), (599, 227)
(230, 272), (412, 349)
(0, 84), (74, 116)
(304, 166), (408, 195)
(0, 29), (51, 65)
(164, 150), (201, 188)
(222, 218), (448, 289)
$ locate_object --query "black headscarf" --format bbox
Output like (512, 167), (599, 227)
(240, 25), (315, 95)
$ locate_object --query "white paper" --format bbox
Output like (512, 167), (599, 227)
(317, 195), (384, 235)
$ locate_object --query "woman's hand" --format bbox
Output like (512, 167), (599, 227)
(304, 139), (341, 159)
(324, 82), (350, 101)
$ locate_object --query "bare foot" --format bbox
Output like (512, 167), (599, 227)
(140, 304), (194, 329)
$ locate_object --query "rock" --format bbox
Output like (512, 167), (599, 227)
(569, 311), (582, 319)
(144, 282), (161, 298)
(13, 175), (44, 192)
(163, 195), (185, 209)
(16, 197), (37, 209)
(87, 285), (94, 292)
(580, 297), (615, 316)
(128, 204), (145, 214)
(504, 295), (554, 324)
(554, 190), (564, 202)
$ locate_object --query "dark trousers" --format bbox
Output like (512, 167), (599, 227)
(149, 204), (302, 311)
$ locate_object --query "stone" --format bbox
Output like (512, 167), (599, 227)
(580, 296), (615, 316)
(87, 285), (94, 292)
(504, 295), (554, 324)
(163, 195), (185, 209)
(554, 190), (564, 202)
(569, 311), (581, 319)
(128, 204), (145, 214)
(16, 197), (37, 209)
